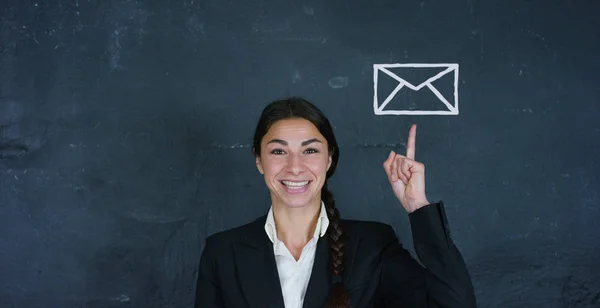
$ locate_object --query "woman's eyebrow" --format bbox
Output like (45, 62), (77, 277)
(266, 138), (322, 146)
(301, 138), (322, 146)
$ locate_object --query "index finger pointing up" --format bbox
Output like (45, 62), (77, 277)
(406, 124), (417, 160)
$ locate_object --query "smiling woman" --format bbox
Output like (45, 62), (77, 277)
(194, 97), (478, 308)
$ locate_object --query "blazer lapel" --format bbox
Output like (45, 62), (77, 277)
(233, 216), (284, 308)
(303, 234), (330, 308)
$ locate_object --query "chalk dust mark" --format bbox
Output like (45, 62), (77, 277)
(0, 16), (39, 47)
(194, 151), (215, 196)
(329, 76), (349, 89)
(126, 209), (187, 224)
(106, 0), (150, 70)
(303, 6), (314, 15)
(252, 18), (290, 33)
(108, 26), (126, 70)
(272, 36), (327, 43)
(74, 0), (83, 31)
(466, 0), (483, 58)
(110, 294), (130, 302)
(292, 69), (302, 83)
(0, 27), (17, 96)
(186, 14), (205, 45)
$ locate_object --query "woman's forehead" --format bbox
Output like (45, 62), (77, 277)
(264, 119), (325, 142)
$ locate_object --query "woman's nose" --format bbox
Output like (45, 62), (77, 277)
(286, 153), (304, 174)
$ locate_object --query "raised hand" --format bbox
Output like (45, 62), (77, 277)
(383, 124), (430, 213)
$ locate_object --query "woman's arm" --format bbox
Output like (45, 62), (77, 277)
(379, 125), (477, 306)
(194, 236), (225, 308)
(378, 202), (477, 308)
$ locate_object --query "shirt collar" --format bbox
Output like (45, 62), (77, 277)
(264, 201), (330, 243)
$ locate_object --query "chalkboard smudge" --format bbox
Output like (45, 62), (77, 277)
(292, 70), (302, 83)
(111, 294), (130, 302)
(252, 20), (290, 33)
(505, 232), (530, 240)
(126, 210), (187, 224)
(186, 14), (205, 41)
(108, 27), (126, 70)
(86, 294), (131, 307)
(0, 144), (28, 159)
(303, 6), (314, 15)
(0, 97), (47, 158)
(329, 76), (349, 89)
(275, 36), (327, 43)
(503, 108), (534, 114)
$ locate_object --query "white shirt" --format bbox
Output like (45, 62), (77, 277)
(264, 201), (330, 308)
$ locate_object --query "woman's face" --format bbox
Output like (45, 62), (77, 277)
(255, 118), (332, 210)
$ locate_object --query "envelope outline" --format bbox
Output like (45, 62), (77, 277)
(373, 63), (459, 115)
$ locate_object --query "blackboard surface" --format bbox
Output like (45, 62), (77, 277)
(1, 0), (599, 307)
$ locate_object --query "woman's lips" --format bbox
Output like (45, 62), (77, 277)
(280, 180), (311, 194)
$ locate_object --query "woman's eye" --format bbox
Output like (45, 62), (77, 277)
(270, 148), (318, 155)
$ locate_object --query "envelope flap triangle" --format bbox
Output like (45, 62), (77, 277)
(382, 66), (450, 88)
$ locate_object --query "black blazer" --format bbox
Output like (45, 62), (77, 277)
(195, 202), (477, 307)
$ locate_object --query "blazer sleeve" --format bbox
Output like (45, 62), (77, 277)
(194, 236), (225, 308)
(378, 201), (478, 308)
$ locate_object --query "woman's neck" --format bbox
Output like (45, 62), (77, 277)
(272, 200), (322, 251)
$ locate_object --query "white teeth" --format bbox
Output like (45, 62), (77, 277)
(282, 180), (309, 188)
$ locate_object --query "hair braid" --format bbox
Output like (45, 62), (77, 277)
(322, 181), (350, 307)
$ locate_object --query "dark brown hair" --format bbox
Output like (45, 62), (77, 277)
(252, 97), (350, 307)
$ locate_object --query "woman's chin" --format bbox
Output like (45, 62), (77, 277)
(277, 194), (318, 209)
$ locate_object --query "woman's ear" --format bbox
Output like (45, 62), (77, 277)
(327, 153), (332, 171)
(253, 147), (264, 174)
(255, 156), (264, 174)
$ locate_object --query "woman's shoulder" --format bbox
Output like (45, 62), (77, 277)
(342, 218), (395, 231)
(339, 219), (404, 260)
(202, 215), (268, 251)
(341, 219), (399, 243)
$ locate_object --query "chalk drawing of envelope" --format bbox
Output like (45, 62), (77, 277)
(373, 63), (459, 115)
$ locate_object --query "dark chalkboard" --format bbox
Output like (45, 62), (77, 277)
(1, 0), (599, 307)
